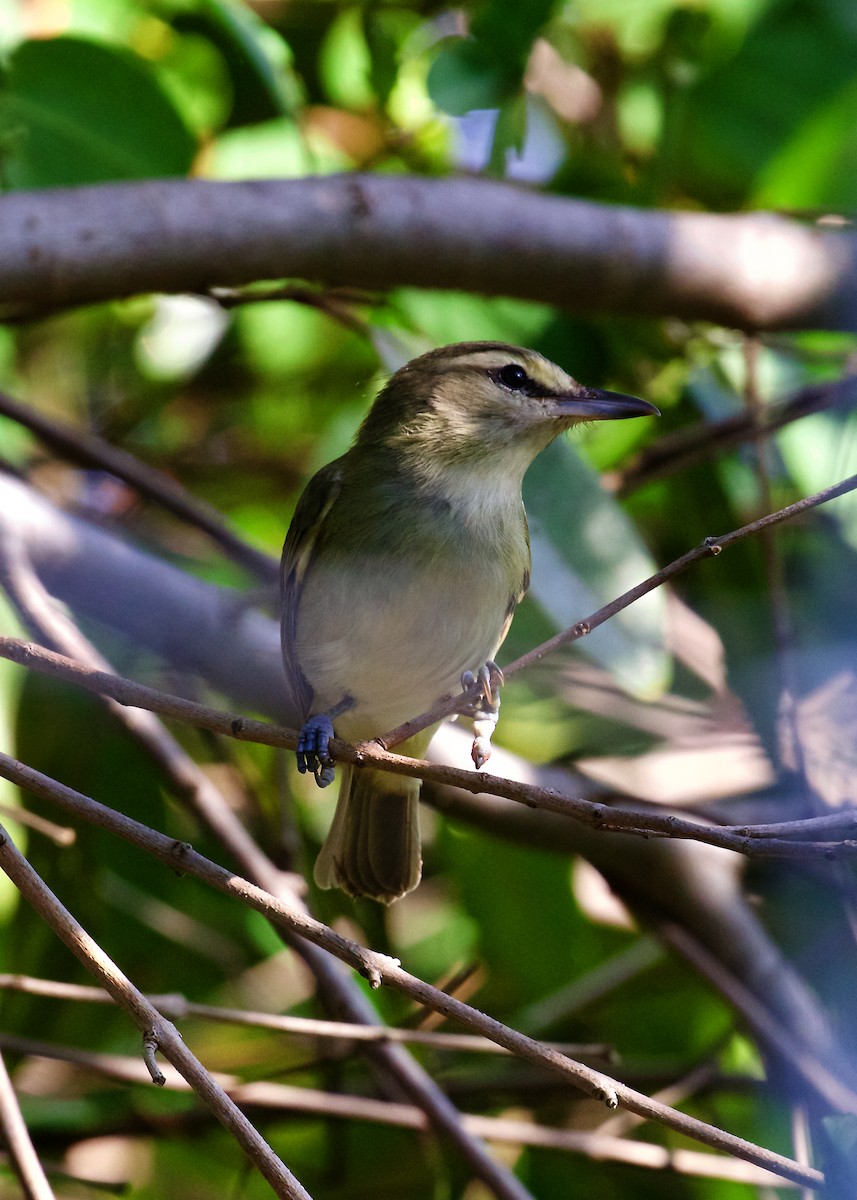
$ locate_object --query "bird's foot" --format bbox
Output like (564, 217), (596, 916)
(460, 660), (504, 769)
(297, 713), (336, 788)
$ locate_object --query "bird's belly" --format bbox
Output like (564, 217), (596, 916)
(294, 558), (514, 739)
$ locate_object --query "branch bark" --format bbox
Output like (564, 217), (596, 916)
(0, 514), (535, 1200)
(0, 1031), (802, 1190)
(0, 751), (825, 1190)
(1, 176), (856, 330)
(0, 1047), (54, 1200)
(0, 820), (312, 1200)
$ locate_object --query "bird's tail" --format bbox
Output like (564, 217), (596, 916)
(313, 766), (422, 903)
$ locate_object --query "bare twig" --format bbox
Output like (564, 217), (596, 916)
(0, 975), (609, 1060)
(0, 801), (74, 846)
(210, 283), (374, 336)
(0, 1046), (55, 1200)
(0, 820), (312, 1200)
(0, 751), (826, 1190)
(0, 1032), (799, 1190)
(614, 373), (857, 495)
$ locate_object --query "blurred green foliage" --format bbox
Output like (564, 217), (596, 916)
(1, 0), (857, 1198)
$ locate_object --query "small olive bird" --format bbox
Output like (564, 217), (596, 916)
(281, 342), (657, 903)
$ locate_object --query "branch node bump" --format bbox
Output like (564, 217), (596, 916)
(142, 1030), (166, 1087)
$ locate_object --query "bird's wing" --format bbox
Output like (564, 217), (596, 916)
(280, 458), (345, 719)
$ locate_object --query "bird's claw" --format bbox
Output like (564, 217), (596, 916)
(297, 713), (336, 788)
(460, 660), (504, 769)
(461, 660), (504, 710)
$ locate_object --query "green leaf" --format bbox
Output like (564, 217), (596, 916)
(679, 0), (857, 204)
(168, 0), (303, 126)
(428, 36), (519, 116)
(0, 36), (196, 188)
(523, 437), (668, 696)
(754, 74), (857, 210)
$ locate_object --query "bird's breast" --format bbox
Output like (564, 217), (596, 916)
(293, 507), (529, 737)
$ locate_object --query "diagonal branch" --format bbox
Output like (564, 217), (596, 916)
(0, 1046), (55, 1200)
(0, 750), (829, 1190)
(0, 819), (312, 1200)
(0, 389), (277, 583)
(0, 526), (536, 1200)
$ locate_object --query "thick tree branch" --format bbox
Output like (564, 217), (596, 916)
(1, 176), (856, 330)
(0, 473), (290, 719)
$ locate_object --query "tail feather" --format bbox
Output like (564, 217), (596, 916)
(314, 766), (422, 903)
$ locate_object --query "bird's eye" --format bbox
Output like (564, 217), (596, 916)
(495, 364), (529, 391)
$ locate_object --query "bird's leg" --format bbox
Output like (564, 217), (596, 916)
(297, 694), (353, 788)
(460, 660), (504, 769)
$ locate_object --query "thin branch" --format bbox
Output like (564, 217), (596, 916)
(1, 636), (855, 861)
(0, 1046), (55, 1200)
(0, 532), (533, 1200)
(375, 469), (857, 749)
(0, 389), (277, 582)
(0, 820), (312, 1200)
(1, 176), (856, 330)
(613, 373), (857, 496)
(209, 282), (375, 337)
(0, 975), (610, 1060)
(0, 1032), (799, 1190)
(0, 751), (826, 1190)
(0, 801), (74, 847)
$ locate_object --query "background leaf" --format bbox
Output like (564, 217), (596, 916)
(0, 36), (196, 187)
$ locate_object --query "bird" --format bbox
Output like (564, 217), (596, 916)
(280, 341), (658, 903)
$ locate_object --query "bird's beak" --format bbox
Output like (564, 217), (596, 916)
(555, 388), (660, 421)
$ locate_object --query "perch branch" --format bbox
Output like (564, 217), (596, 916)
(2, 635), (857, 861)
(376, 469), (857, 748)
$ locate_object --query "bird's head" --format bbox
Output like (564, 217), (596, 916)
(357, 342), (658, 474)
